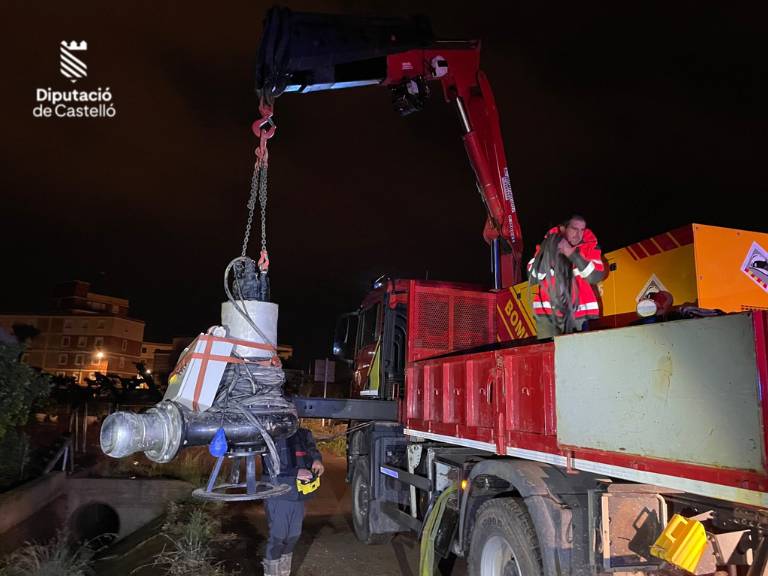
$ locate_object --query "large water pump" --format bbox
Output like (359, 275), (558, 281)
(100, 258), (299, 500)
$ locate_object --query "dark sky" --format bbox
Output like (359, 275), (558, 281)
(1, 2), (766, 367)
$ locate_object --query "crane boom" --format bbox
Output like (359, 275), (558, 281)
(256, 7), (522, 286)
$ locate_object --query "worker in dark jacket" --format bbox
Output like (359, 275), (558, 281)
(527, 215), (605, 338)
(262, 427), (324, 576)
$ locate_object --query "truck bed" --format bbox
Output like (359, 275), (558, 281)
(403, 311), (768, 507)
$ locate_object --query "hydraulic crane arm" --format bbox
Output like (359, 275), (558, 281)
(256, 7), (522, 287)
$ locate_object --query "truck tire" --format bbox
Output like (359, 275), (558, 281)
(351, 457), (393, 545)
(468, 497), (543, 576)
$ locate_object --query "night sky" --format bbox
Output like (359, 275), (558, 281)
(1, 2), (765, 368)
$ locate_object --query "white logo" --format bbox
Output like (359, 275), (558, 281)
(32, 41), (117, 119)
(636, 273), (668, 302)
(60, 41), (88, 83)
(741, 242), (768, 293)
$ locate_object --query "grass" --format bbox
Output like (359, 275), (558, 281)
(0, 530), (98, 576)
(134, 501), (235, 576)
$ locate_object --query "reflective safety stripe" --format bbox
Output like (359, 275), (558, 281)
(574, 260), (595, 278)
(534, 301), (598, 312)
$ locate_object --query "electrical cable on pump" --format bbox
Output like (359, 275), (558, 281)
(224, 256), (275, 349)
(211, 255), (292, 476)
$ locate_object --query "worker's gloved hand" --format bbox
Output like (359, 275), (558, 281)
(297, 468), (314, 482)
(311, 460), (325, 477)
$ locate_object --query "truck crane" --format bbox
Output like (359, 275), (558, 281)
(101, 8), (768, 576)
(255, 8), (768, 576)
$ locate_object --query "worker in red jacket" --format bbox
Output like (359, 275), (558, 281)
(527, 215), (605, 338)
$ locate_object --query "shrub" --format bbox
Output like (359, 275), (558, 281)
(0, 530), (95, 576)
(0, 342), (51, 441)
(0, 429), (31, 491)
(141, 501), (234, 576)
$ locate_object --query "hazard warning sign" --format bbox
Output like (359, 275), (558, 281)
(741, 242), (768, 294)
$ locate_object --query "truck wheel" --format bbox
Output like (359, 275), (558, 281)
(468, 498), (543, 576)
(352, 457), (392, 545)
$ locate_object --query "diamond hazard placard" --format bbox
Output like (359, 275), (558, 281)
(741, 242), (768, 293)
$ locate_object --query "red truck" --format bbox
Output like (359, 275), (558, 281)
(257, 9), (768, 575)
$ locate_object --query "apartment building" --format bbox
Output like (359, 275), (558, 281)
(0, 281), (145, 382)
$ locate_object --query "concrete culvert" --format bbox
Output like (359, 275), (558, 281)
(69, 502), (120, 544)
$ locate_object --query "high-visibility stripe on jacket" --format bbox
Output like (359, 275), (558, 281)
(527, 226), (605, 321)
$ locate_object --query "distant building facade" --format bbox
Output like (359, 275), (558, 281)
(0, 281), (297, 385)
(140, 341), (174, 378)
(0, 281), (145, 383)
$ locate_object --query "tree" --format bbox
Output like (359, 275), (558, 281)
(0, 341), (51, 441)
(11, 323), (40, 344)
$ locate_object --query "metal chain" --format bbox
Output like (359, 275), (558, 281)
(241, 164), (262, 258)
(259, 162), (268, 254)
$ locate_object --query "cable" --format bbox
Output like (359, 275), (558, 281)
(529, 232), (580, 334)
(205, 256), (295, 475)
(223, 256), (276, 349)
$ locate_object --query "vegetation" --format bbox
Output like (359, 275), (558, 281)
(0, 530), (97, 576)
(0, 341), (51, 442)
(301, 419), (348, 456)
(137, 501), (235, 576)
(0, 339), (52, 490)
(0, 429), (32, 491)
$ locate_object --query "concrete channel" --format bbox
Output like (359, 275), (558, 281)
(0, 472), (192, 553)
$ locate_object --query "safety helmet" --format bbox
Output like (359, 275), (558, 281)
(296, 473), (321, 495)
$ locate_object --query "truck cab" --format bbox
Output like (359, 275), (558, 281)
(333, 278), (498, 401)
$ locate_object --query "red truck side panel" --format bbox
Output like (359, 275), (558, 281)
(403, 283), (768, 509)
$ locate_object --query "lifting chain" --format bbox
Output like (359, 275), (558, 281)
(241, 100), (276, 274)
